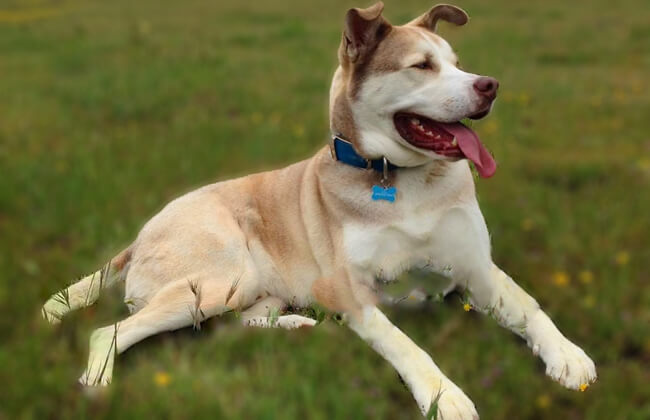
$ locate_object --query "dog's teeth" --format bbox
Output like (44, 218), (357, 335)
(417, 124), (425, 131)
(425, 130), (433, 136)
(435, 134), (441, 140)
(410, 118), (420, 125)
(451, 138), (458, 146)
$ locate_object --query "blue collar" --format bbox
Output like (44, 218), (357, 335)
(331, 136), (400, 173)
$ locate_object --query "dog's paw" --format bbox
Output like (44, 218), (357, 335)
(538, 338), (597, 390)
(244, 314), (317, 329)
(276, 314), (317, 329)
(425, 382), (479, 420)
(79, 357), (114, 387)
(78, 327), (117, 387)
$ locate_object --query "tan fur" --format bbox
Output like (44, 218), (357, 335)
(312, 268), (378, 317)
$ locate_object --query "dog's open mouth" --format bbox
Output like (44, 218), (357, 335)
(394, 112), (497, 178)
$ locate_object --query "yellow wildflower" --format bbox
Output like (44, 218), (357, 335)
(552, 271), (570, 287)
(579, 383), (589, 392)
(463, 303), (472, 312)
(615, 251), (630, 266)
(536, 394), (551, 409)
(154, 371), (171, 387)
(578, 270), (593, 284)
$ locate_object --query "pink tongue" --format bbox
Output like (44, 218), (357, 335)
(443, 122), (496, 178)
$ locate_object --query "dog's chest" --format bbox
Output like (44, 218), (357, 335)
(339, 163), (479, 280)
(342, 203), (447, 281)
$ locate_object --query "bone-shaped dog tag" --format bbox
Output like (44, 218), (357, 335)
(371, 185), (396, 202)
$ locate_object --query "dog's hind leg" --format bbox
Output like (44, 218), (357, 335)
(241, 296), (317, 329)
(79, 275), (252, 386)
(42, 248), (131, 324)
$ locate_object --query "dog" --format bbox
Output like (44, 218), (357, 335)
(43, 3), (597, 418)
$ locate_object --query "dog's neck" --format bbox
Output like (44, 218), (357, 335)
(330, 135), (400, 174)
(326, 125), (455, 186)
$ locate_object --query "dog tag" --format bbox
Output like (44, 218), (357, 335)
(371, 185), (396, 202)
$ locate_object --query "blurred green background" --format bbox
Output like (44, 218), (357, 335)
(1, 0), (649, 418)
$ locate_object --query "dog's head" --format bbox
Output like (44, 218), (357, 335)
(330, 2), (498, 177)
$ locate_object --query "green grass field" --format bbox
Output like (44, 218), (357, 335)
(1, 0), (649, 418)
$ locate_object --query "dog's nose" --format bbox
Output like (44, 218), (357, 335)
(473, 76), (499, 100)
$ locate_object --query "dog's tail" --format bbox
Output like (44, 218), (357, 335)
(42, 247), (132, 324)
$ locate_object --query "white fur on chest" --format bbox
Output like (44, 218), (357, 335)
(343, 212), (442, 281)
(342, 162), (485, 281)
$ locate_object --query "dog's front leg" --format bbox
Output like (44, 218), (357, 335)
(434, 206), (596, 390)
(466, 264), (597, 390)
(349, 305), (479, 419)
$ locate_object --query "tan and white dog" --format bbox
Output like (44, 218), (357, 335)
(43, 3), (596, 418)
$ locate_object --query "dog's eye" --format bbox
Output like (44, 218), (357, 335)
(411, 61), (432, 70)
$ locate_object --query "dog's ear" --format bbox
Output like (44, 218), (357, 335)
(342, 2), (391, 63)
(409, 4), (468, 32)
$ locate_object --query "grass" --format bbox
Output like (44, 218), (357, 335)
(1, 0), (649, 418)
